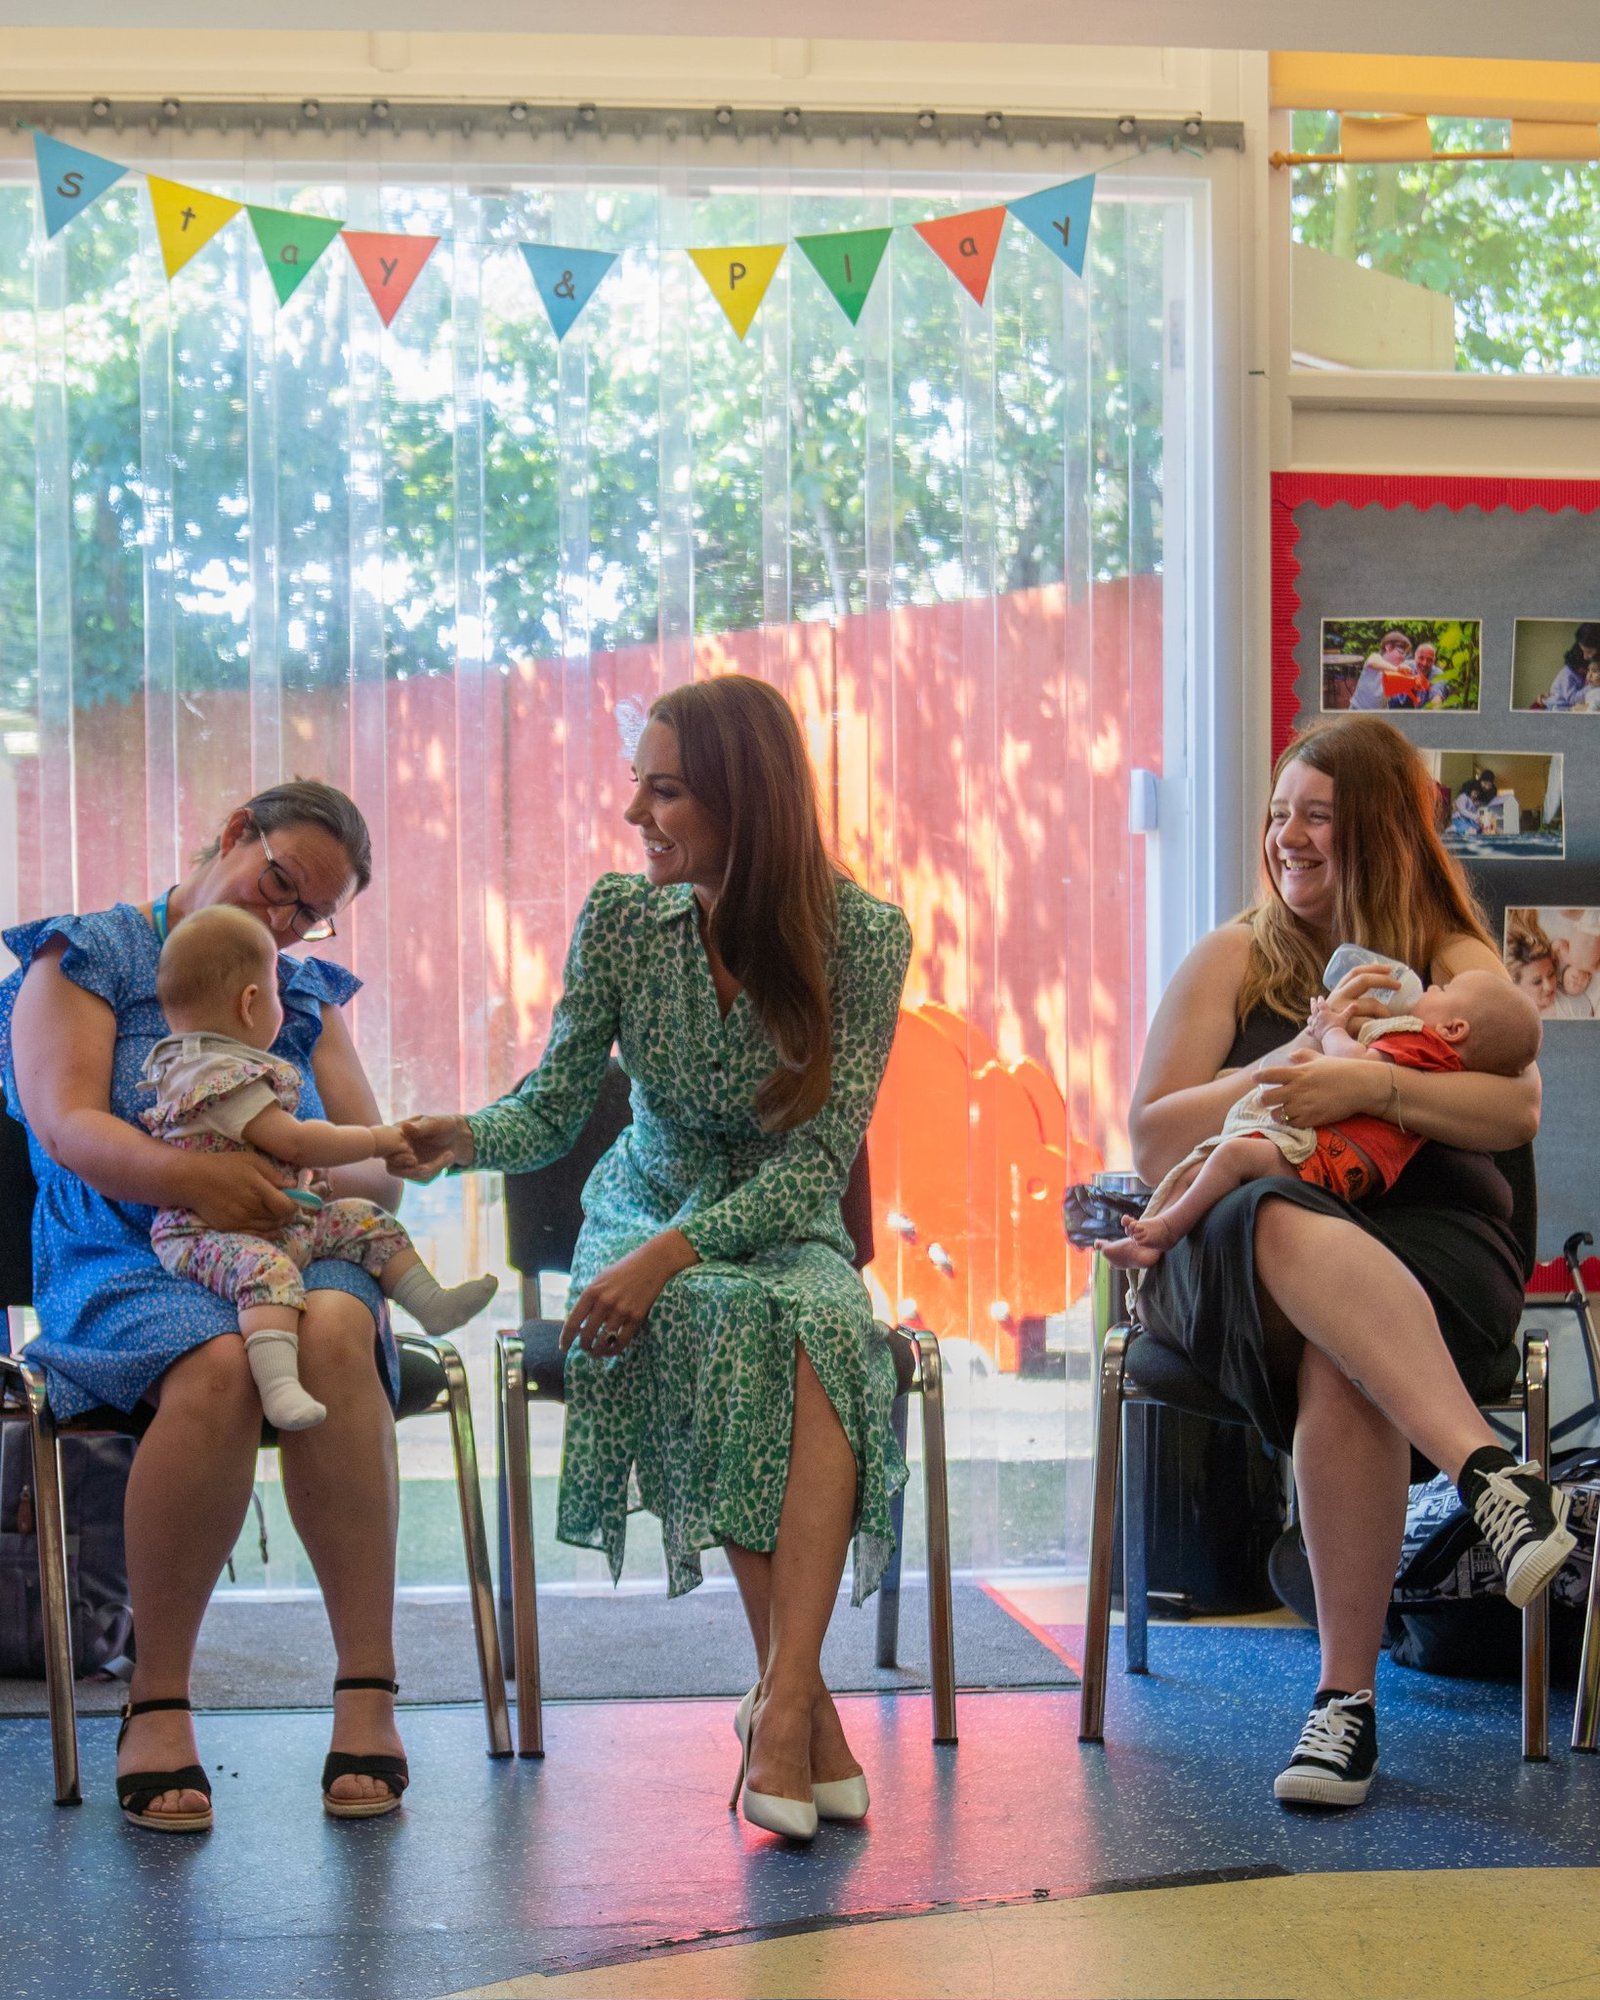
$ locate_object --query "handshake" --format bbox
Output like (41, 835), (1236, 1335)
(367, 1114), (475, 1181)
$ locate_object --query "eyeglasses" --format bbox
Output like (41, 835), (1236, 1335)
(256, 831), (338, 943)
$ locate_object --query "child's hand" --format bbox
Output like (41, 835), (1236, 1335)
(369, 1123), (412, 1164)
(1305, 996), (1347, 1046)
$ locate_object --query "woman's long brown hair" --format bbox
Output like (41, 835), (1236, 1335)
(649, 675), (840, 1131)
(1238, 715), (1497, 1027)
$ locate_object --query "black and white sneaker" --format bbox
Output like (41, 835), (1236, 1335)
(1273, 1689), (1377, 1808)
(1458, 1448), (1576, 1610)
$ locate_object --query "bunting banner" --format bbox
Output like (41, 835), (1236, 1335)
(1006, 175), (1096, 278)
(912, 206), (1009, 307)
(33, 133), (125, 239)
(247, 204), (346, 306)
(688, 244), (786, 340)
(34, 131), (1108, 343)
(794, 226), (894, 326)
(519, 243), (618, 340)
(341, 230), (441, 327)
(146, 176), (243, 280)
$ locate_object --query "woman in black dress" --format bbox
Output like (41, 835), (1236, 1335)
(1130, 715), (1567, 1809)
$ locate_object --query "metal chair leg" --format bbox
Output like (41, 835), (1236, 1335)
(1078, 1327), (1128, 1744)
(875, 1395), (910, 1670)
(1522, 1331), (1550, 1762)
(496, 1334), (545, 1758)
(914, 1332), (957, 1745)
(433, 1337), (512, 1758)
(1121, 1399), (1150, 1675)
(1, 1355), (82, 1805)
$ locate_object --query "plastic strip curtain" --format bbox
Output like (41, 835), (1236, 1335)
(6, 136), (1204, 1580)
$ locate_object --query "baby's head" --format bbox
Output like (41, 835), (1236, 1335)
(1505, 930), (1559, 1014)
(156, 905), (282, 1049)
(1411, 968), (1542, 1074)
(1586, 660), (1600, 687)
(1562, 961), (1593, 998)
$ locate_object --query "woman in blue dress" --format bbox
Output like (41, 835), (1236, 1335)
(1, 781), (409, 1830)
(401, 675), (912, 1842)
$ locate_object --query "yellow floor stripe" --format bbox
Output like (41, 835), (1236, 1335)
(448, 1867), (1600, 2000)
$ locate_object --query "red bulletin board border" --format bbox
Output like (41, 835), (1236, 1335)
(1269, 473), (1600, 763)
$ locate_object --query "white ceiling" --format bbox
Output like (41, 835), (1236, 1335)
(0, 0), (1596, 59)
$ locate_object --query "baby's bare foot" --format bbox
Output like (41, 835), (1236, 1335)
(1100, 1234), (1162, 1270)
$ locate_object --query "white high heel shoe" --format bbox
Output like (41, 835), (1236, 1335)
(812, 1769), (869, 1822)
(730, 1686), (818, 1842)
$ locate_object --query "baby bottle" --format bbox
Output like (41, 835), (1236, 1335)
(1322, 944), (1424, 1014)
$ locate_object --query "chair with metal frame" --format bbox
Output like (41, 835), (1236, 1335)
(0, 1103), (512, 1806)
(1077, 1148), (1563, 1761)
(493, 1061), (957, 1756)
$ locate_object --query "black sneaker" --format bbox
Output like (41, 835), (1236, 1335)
(1273, 1689), (1377, 1808)
(1457, 1448), (1576, 1610)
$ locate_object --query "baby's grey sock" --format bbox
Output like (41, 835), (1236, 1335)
(389, 1264), (499, 1337)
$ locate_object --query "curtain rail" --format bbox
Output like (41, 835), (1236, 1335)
(7, 97), (1245, 154)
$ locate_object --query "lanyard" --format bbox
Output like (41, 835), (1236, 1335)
(152, 887), (176, 946)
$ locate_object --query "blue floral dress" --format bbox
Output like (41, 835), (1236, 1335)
(466, 873), (911, 1602)
(0, 905), (396, 1419)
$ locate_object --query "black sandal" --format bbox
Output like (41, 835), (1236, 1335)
(116, 1697), (214, 1834)
(321, 1676), (409, 1820)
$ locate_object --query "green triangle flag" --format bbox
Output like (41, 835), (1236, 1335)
(794, 226), (893, 326)
(247, 205), (346, 306)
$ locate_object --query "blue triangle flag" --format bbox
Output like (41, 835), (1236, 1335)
(518, 243), (618, 340)
(33, 132), (127, 239)
(1006, 174), (1096, 277)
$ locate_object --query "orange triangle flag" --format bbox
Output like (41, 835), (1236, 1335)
(912, 205), (1008, 307)
(341, 231), (441, 327)
(146, 176), (242, 280)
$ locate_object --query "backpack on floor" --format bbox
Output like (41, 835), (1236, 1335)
(0, 1421), (135, 1677)
(1384, 1450), (1600, 1681)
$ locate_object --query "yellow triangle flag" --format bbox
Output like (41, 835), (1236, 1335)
(687, 244), (785, 341)
(147, 176), (243, 280)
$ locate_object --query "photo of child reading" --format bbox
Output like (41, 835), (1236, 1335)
(1321, 618), (1481, 714)
(1504, 908), (1600, 1022)
(1429, 749), (1564, 862)
(1102, 967), (1541, 1270)
(1511, 620), (1600, 713)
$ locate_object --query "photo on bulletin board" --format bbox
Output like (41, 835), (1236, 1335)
(1429, 749), (1564, 860)
(1503, 908), (1600, 1022)
(1320, 616), (1481, 714)
(1510, 618), (1600, 713)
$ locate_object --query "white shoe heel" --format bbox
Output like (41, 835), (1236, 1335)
(730, 1685), (818, 1841)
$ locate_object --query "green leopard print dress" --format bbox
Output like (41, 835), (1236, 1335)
(466, 872), (912, 1601)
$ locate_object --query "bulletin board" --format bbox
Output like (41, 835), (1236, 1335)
(1270, 473), (1600, 1269)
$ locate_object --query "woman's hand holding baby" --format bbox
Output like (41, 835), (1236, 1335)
(1255, 1049), (1390, 1128)
(180, 1149), (299, 1234)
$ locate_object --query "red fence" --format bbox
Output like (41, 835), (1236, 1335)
(18, 573), (1163, 1351)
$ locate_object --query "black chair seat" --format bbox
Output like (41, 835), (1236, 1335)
(513, 1320), (569, 1401)
(1122, 1327), (1249, 1425)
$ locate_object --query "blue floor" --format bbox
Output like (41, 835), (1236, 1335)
(4, 1625), (1598, 2000)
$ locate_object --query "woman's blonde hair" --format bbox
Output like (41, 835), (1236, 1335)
(1238, 715), (1496, 1027)
(648, 675), (840, 1132)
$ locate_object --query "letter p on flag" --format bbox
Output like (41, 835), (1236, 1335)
(688, 244), (785, 340)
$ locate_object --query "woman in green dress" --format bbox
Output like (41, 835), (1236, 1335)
(400, 674), (911, 1841)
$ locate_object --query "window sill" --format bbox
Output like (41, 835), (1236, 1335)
(1287, 371), (1600, 417)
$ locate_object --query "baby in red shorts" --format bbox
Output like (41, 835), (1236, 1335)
(1104, 968), (1541, 1269)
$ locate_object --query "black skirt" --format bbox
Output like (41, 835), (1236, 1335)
(1135, 999), (1528, 1454)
